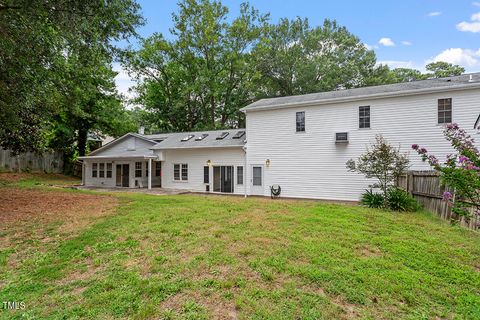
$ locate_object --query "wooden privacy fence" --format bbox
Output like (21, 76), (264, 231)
(397, 171), (478, 231)
(0, 149), (63, 173)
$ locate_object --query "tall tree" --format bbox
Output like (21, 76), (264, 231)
(425, 61), (465, 78)
(126, 0), (267, 132)
(252, 18), (377, 97)
(0, 0), (143, 154)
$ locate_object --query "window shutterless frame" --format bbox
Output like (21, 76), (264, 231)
(204, 166), (209, 183)
(135, 162), (142, 178)
(296, 111), (305, 132)
(236, 166), (243, 185)
(99, 163), (105, 178)
(173, 163), (188, 181)
(438, 98), (452, 124)
(359, 106), (370, 129)
(92, 163), (97, 178)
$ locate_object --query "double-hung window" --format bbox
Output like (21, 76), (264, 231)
(296, 111), (305, 132)
(135, 162), (142, 178)
(237, 166), (244, 185)
(174, 164), (188, 181)
(106, 163), (112, 178)
(203, 166), (209, 183)
(181, 164), (188, 181)
(359, 106), (370, 129)
(92, 163), (98, 178)
(438, 98), (452, 124)
(99, 163), (105, 178)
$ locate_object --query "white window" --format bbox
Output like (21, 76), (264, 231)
(359, 106), (370, 129)
(174, 163), (188, 181)
(252, 166), (262, 186)
(135, 162), (142, 178)
(99, 163), (105, 178)
(181, 163), (188, 181)
(296, 111), (305, 132)
(237, 166), (244, 185)
(438, 98), (452, 124)
(92, 163), (98, 178)
(106, 163), (112, 178)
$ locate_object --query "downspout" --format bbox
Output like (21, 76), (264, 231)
(243, 144), (247, 198)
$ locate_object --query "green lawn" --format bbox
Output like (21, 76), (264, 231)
(0, 174), (479, 319)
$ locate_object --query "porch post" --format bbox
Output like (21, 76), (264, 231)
(148, 158), (152, 190)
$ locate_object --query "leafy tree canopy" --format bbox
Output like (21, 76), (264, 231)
(125, 0), (267, 132)
(0, 0), (143, 154)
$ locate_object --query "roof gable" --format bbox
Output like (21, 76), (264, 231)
(88, 133), (156, 156)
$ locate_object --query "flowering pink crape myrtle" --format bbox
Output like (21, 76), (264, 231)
(412, 123), (480, 227)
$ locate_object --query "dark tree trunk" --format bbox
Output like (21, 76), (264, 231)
(77, 128), (88, 157)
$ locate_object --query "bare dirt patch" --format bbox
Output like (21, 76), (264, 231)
(0, 172), (30, 182)
(0, 188), (116, 227)
(160, 291), (238, 320)
(356, 245), (382, 258)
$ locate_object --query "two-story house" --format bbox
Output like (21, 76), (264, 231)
(79, 73), (480, 201)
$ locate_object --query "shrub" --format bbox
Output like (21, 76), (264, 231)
(346, 135), (410, 197)
(386, 187), (420, 212)
(360, 189), (385, 208)
(412, 123), (479, 222)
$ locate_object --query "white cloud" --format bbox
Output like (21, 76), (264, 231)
(428, 11), (442, 17)
(401, 41), (412, 46)
(377, 60), (416, 69)
(112, 63), (137, 100)
(378, 37), (395, 47)
(428, 48), (480, 68)
(364, 43), (379, 50)
(473, 2), (480, 7)
(472, 12), (480, 21)
(456, 12), (480, 33)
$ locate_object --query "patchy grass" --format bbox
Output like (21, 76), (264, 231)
(0, 174), (479, 319)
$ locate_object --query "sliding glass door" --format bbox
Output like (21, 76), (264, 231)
(212, 166), (234, 193)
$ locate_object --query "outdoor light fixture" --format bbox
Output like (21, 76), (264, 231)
(265, 159), (270, 167)
(206, 159), (212, 166)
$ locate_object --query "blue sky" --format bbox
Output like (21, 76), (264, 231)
(115, 0), (480, 96)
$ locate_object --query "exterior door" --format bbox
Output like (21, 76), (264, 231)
(221, 166), (234, 193)
(212, 166), (234, 193)
(121, 164), (130, 187)
(250, 165), (264, 195)
(116, 164), (122, 186)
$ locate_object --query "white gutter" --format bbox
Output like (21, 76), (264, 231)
(78, 155), (158, 160)
(240, 83), (480, 112)
(150, 145), (245, 151)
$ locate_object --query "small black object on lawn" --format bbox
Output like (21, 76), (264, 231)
(270, 184), (281, 199)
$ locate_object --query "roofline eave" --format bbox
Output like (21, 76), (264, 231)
(241, 83), (480, 112)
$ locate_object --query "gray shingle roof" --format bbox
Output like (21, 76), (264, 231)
(148, 129), (246, 150)
(242, 73), (480, 112)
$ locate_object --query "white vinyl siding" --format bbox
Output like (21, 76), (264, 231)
(246, 89), (479, 201)
(159, 148), (246, 195)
